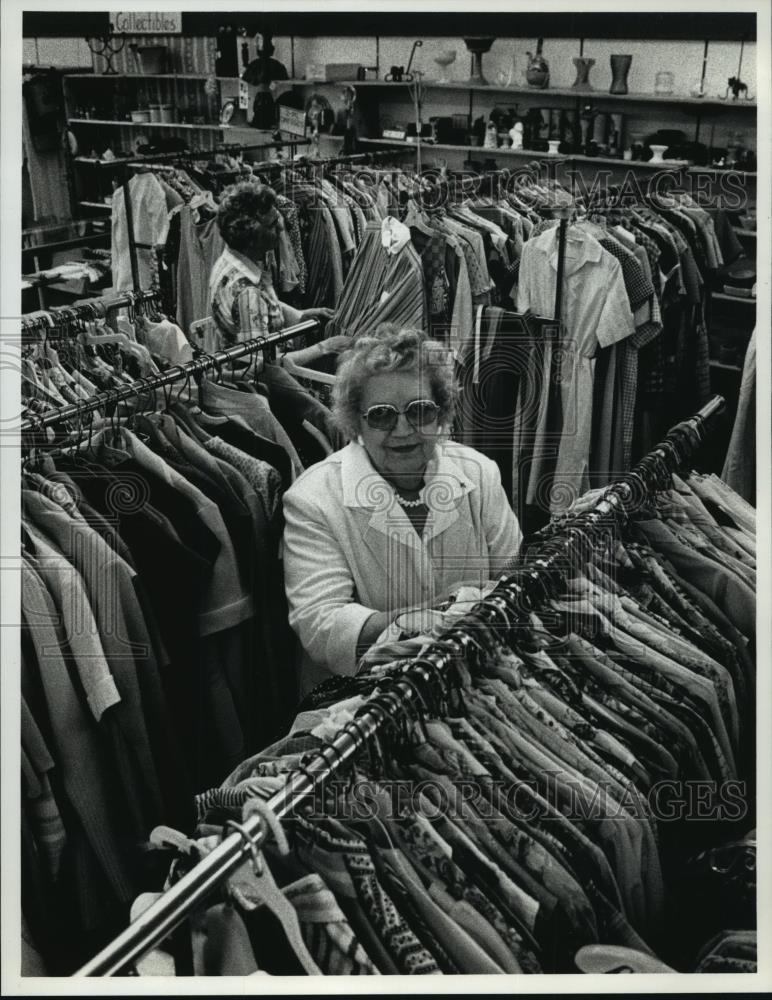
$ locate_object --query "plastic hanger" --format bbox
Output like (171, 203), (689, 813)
(149, 824), (202, 856)
(225, 803), (322, 976)
(404, 196), (435, 237)
(574, 944), (674, 974)
(79, 321), (136, 378)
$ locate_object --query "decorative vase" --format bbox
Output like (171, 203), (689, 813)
(525, 39), (549, 89)
(607, 112), (623, 156)
(648, 143), (668, 164)
(433, 49), (456, 84)
(592, 113), (608, 146)
(484, 120), (498, 148)
(463, 37), (495, 86)
(495, 50), (517, 87)
(572, 57), (595, 89)
(610, 54), (632, 95)
(547, 139), (561, 155)
(525, 56), (549, 88)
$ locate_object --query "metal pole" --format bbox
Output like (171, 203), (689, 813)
(121, 166), (141, 294)
(554, 215), (568, 323)
(75, 679), (413, 976)
(21, 319), (318, 433)
(21, 290), (160, 337)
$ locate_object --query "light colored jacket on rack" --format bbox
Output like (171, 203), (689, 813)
(282, 440), (521, 695)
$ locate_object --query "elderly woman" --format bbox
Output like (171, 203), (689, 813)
(209, 180), (332, 345)
(282, 325), (522, 695)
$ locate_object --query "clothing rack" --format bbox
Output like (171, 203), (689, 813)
(21, 289), (163, 341)
(21, 318), (319, 440)
(244, 148), (408, 178)
(123, 138), (312, 171)
(111, 139), (312, 294)
(305, 149), (407, 168)
(73, 393), (726, 977)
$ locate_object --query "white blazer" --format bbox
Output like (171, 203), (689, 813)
(282, 439), (522, 695)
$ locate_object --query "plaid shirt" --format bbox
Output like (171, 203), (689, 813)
(209, 246), (302, 347)
(597, 235), (654, 310)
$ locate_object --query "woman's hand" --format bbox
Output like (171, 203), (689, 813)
(300, 307), (335, 323)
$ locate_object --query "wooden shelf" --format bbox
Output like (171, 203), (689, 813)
(688, 165), (757, 178)
(65, 73), (242, 83)
(284, 77), (757, 109)
(64, 73), (318, 87)
(712, 292), (756, 304)
(709, 359), (742, 373)
(69, 118), (223, 131)
(358, 137), (689, 169)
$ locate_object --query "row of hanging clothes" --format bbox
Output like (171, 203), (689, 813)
(109, 152), (734, 538)
(19, 292), (344, 972)
(111, 148), (408, 342)
(65, 398), (756, 979)
(110, 150), (260, 313)
(471, 180), (736, 529)
(289, 164), (731, 531)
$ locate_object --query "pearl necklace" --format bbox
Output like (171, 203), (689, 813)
(396, 494), (426, 509)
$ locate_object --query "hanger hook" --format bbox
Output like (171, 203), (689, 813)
(224, 818), (264, 877)
(86, 405), (96, 452)
(173, 363), (193, 407)
(162, 377), (174, 412)
(242, 798), (289, 857)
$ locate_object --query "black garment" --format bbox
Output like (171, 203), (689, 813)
(172, 402), (292, 492)
(54, 454), (218, 788)
(130, 577), (196, 833)
(456, 307), (536, 503)
(259, 363), (344, 465)
(21, 601), (138, 940)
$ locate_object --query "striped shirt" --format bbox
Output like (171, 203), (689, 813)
(209, 246), (303, 347)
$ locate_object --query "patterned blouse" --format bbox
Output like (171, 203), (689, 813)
(209, 246), (302, 346)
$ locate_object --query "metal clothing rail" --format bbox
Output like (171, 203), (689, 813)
(21, 289), (163, 339)
(244, 148), (408, 176)
(74, 393), (726, 977)
(20, 318), (319, 436)
(123, 137), (312, 171)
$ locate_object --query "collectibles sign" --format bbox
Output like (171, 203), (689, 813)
(111, 12), (182, 33)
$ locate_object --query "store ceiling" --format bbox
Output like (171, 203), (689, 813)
(23, 10), (756, 41)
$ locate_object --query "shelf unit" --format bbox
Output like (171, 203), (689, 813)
(64, 68), (228, 211)
(64, 68), (758, 184)
(63, 70), (311, 215)
(277, 74), (756, 174)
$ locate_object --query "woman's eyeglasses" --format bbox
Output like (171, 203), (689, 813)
(361, 399), (440, 432)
